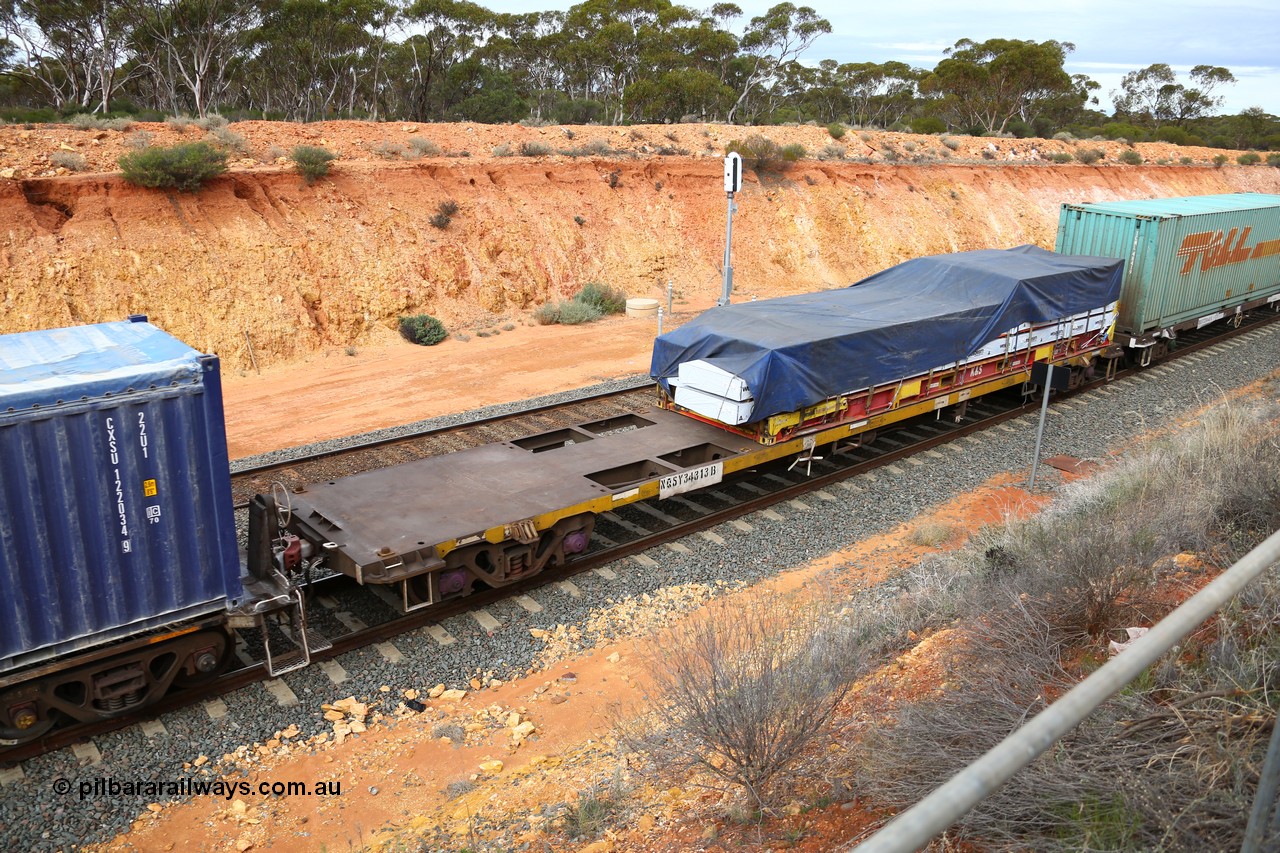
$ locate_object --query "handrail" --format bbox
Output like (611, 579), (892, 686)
(852, 527), (1280, 853)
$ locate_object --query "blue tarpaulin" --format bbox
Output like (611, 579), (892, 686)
(651, 245), (1124, 421)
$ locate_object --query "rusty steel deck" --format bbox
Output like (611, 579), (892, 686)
(286, 407), (760, 575)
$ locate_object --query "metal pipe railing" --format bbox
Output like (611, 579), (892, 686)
(853, 527), (1280, 853)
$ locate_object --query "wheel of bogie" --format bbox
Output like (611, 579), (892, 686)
(0, 689), (58, 747)
(170, 628), (234, 689)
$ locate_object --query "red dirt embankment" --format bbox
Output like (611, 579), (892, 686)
(4, 120), (1278, 376)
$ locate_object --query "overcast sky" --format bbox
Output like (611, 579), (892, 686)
(479, 0), (1280, 116)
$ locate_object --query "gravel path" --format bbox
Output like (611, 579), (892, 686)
(5, 326), (1279, 852)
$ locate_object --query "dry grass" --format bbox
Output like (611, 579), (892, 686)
(848, 398), (1280, 850)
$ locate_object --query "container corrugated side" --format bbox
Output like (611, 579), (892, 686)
(1056, 193), (1280, 338)
(0, 320), (241, 671)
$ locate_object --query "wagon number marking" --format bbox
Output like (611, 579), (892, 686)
(658, 461), (724, 499)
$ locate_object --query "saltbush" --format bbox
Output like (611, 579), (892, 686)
(1237, 152), (1262, 166)
(555, 300), (603, 325)
(1118, 149), (1143, 165)
(118, 142), (228, 192)
(398, 314), (448, 346)
(726, 134), (789, 172)
(51, 150), (88, 172)
(290, 145), (336, 185)
(1075, 148), (1104, 165)
(573, 282), (627, 315)
(826, 122), (846, 139)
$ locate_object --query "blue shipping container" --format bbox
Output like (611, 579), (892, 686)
(0, 318), (241, 671)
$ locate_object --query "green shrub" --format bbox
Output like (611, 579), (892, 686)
(1075, 148), (1104, 165)
(827, 122), (846, 139)
(1213, 153), (1229, 167)
(910, 116), (945, 135)
(555, 300), (603, 325)
(533, 303), (562, 325)
(1118, 149), (1143, 165)
(573, 282), (627, 315)
(118, 142), (228, 192)
(1237, 152), (1262, 166)
(1267, 153), (1280, 168)
(207, 125), (247, 153)
(726, 134), (786, 172)
(429, 199), (458, 229)
(532, 300), (603, 326)
(68, 113), (102, 130)
(398, 314), (447, 345)
(780, 143), (806, 163)
(1050, 151), (1074, 164)
(290, 145), (336, 185)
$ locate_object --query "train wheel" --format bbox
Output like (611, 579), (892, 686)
(170, 628), (234, 689)
(0, 691), (56, 746)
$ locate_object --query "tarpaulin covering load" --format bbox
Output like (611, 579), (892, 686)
(651, 245), (1124, 422)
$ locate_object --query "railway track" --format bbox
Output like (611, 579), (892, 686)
(6, 308), (1278, 766)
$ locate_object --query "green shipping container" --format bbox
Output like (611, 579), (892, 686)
(1055, 193), (1280, 346)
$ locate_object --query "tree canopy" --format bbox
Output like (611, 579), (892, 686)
(1, 0), (1275, 151)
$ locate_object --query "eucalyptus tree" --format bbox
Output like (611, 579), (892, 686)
(0, 0), (135, 112)
(243, 0), (398, 121)
(1112, 63), (1235, 128)
(922, 37), (1079, 135)
(391, 0), (495, 121)
(484, 10), (565, 120)
(120, 0), (259, 116)
(724, 2), (829, 123)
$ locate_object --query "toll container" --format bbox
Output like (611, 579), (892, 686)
(0, 317), (241, 671)
(1055, 193), (1280, 343)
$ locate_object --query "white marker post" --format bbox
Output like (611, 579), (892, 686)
(719, 152), (742, 307)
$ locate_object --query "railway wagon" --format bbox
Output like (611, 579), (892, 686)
(0, 318), (305, 747)
(260, 245), (1124, 613)
(651, 244), (1123, 445)
(1055, 193), (1280, 364)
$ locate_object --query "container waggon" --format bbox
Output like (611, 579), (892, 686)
(1056, 192), (1280, 364)
(0, 318), (320, 748)
(2, 193), (1273, 751)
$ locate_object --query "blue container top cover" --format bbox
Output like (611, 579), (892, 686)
(0, 319), (205, 411)
(651, 245), (1124, 421)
